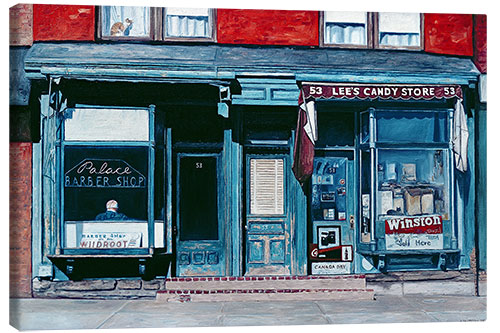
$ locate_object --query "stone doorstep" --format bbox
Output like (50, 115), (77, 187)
(165, 279), (366, 291)
(156, 288), (375, 302)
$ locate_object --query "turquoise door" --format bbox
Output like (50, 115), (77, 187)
(175, 152), (226, 276)
(310, 155), (356, 275)
(244, 154), (292, 275)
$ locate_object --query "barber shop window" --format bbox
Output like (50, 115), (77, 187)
(62, 106), (154, 250)
(98, 6), (215, 41)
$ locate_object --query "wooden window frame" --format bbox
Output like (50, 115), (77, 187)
(373, 12), (424, 51)
(319, 11), (374, 49)
(96, 6), (159, 42)
(320, 11), (423, 51)
(97, 6), (216, 43)
(162, 8), (217, 42)
(247, 155), (287, 218)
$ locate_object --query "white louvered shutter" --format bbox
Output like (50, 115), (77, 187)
(250, 159), (284, 215)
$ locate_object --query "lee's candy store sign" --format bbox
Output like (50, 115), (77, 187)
(385, 215), (443, 250)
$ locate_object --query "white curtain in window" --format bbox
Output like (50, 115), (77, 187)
(165, 8), (210, 37)
(324, 11), (367, 45)
(378, 12), (420, 47)
(103, 6), (150, 37)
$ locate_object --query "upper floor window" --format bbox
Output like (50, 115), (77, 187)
(321, 11), (422, 50)
(164, 8), (214, 39)
(98, 6), (215, 42)
(322, 11), (370, 47)
(375, 12), (422, 49)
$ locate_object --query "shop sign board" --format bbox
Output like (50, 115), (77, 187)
(79, 232), (142, 248)
(312, 262), (351, 275)
(385, 215), (443, 250)
(65, 158), (147, 188)
(302, 83), (463, 101)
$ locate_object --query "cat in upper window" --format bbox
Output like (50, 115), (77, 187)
(110, 18), (134, 36)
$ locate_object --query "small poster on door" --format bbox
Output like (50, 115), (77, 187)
(318, 226), (340, 250)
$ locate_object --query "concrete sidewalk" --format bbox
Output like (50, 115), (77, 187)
(9, 295), (486, 330)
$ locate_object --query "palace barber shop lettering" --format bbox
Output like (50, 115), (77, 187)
(65, 159), (147, 188)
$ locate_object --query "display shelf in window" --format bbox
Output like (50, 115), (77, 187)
(360, 107), (455, 253)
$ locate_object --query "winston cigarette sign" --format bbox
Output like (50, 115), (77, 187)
(385, 215), (444, 250)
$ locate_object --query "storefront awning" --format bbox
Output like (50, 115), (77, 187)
(24, 43), (480, 85)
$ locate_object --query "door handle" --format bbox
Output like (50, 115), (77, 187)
(349, 215), (355, 230)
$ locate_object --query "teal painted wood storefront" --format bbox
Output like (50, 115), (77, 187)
(24, 43), (483, 279)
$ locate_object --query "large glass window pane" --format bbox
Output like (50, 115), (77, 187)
(179, 156), (219, 241)
(64, 108), (150, 142)
(64, 146), (149, 221)
(376, 149), (449, 220)
(378, 12), (421, 47)
(165, 8), (211, 38)
(316, 110), (355, 147)
(101, 6), (150, 38)
(376, 111), (448, 143)
(324, 11), (367, 46)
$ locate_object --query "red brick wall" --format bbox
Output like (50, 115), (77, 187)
(33, 4), (95, 41)
(217, 9), (319, 46)
(473, 15), (487, 73)
(9, 4), (33, 46)
(10, 143), (32, 298)
(424, 13), (473, 56)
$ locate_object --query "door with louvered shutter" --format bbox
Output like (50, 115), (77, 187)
(245, 155), (291, 275)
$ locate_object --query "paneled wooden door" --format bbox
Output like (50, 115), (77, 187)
(244, 154), (292, 275)
(175, 153), (226, 277)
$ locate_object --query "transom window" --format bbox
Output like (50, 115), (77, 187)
(322, 11), (422, 50)
(98, 6), (215, 41)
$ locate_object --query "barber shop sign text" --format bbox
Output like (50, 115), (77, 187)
(65, 159), (146, 188)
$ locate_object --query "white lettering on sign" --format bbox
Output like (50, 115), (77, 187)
(385, 215), (443, 234)
(312, 262), (351, 275)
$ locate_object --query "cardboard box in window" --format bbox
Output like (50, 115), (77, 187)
(404, 188), (434, 216)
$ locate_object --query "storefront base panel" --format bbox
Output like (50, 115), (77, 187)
(32, 278), (163, 299)
(30, 270), (484, 299)
(366, 269), (481, 296)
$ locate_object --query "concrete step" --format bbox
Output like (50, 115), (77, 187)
(163, 275), (367, 291)
(156, 288), (375, 303)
